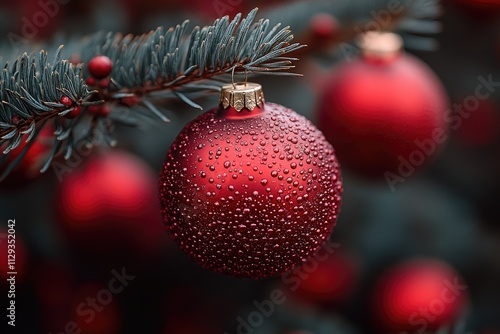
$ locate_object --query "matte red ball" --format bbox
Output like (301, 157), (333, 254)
(88, 55), (113, 79)
(159, 102), (343, 279)
(316, 52), (448, 178)
(55, 151), (164, 260)
(371, 259), (468, 333)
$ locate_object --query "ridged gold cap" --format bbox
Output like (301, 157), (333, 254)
(220, 82), (265, 112)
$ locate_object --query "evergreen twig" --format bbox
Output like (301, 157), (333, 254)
(0, 9), (304, 180)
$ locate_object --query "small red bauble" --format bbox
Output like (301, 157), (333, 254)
(88, 55), (113, 79)
(316, 32), (448, 178)
(159, 83), (343, 279)
(371, 259), (468, 333)
(55, 151), (164, 260)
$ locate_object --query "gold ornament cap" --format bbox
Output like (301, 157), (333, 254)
(357, 31), (403, 62)
(219, 82), (265, 112)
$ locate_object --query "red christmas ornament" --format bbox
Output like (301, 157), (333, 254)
(316, 32), (448, 178)
(371, 259), (468, 333)
(55, 151), (164, 260)
(88, 55), (113, 79)
(159, 82), (343, 279)
(287, 252), (358, 306)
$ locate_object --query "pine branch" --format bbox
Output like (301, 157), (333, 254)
(0, 8), (305, 181)
(0, 1), (443, 182)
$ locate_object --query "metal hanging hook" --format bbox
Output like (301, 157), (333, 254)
(231, 65), (248, 88)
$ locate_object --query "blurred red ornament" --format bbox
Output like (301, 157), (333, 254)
(371, 259), (468, 333)
(0, 124), (53, 190)
(316, 32), (448, 178)
(159, 82), (342, 279)
(55, 151), (164, 260)
(455, 99), (500, 146)
(287, 252), (358, 306)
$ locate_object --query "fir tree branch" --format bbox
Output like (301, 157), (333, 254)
(0, 2), (441, 182)
(0, 9), (307, 181)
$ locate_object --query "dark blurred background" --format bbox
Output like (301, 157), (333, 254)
(0, 0), (500, 333)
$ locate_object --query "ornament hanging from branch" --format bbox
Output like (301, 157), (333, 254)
(159, 72), (343, 279)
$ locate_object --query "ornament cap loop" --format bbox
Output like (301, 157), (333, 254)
(220, 82), (265, 112)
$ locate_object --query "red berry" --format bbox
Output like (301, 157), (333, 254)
(86, 77), (96, 86)
(65, 106), (81, 119)
(310, 13), (339, 39)
(120, 96), (139, 107)
(11, 115), (22, 125)
(88, 105), (111, 117)
(60, 96), (72, 107)
(99, 106), (111, 117)
(88, 55), (113, 79)
(88, 105), (100, 115)
(99, 78), (110, 89)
